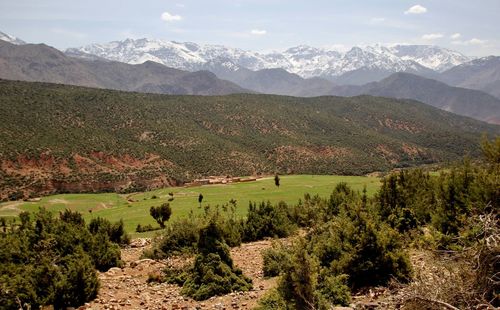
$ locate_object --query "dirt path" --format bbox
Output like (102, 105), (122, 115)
(80, 239), (277, 310)
(0, 201), (25, 214)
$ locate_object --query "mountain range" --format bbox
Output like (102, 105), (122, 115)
(65, 37), (500, 100)
(2, 31), (500, 124)
(66, 38), (470, 84)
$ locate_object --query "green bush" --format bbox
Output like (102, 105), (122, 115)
(136, 224), (161, 233)
(88, 217), (130, 245)
(181, 221), (252, 300)
(318, 274), (351, 307)
(243, 201), (295, 242)
(277, 239), (327, 310)
(0, 208), (122, 309)
(145, 215), (201, 258)
(256, 289), (287, 310)
(377, 169), (435, 231)
(310, 204), (412, 289)
(53, 249), (100, 309)
(262, 243), (290, 278)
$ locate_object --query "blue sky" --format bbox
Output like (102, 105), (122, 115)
(0, 0), (499, 56)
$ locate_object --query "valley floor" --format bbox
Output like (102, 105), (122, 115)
(0, 175), (380, 235)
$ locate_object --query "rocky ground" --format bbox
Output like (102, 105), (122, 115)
(77, 238), (460, 310)
(79, 239), (277, 310)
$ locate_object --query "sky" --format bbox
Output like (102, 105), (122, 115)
(0, 0), (499, 56)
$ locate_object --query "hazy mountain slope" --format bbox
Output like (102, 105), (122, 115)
(438, 56), (500, 99)
(0, 40), (248, 95)
(0, 79), (498, 199)
(67, 38), (472, 83)
(202, 62), (335, 96)
(332, 72), (500, 124)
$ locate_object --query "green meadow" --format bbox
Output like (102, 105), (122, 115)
(0, 175), (380, 236)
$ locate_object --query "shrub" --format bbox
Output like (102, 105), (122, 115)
(90, 232), (123, 271)
(243, 201), (295, 242)
(318, 274), (351, 307)
(136, 223), (161, 233)
(377, 170), (435, 231)
(256, 289), (287, 310)
(290, 194), (325, 227)
(145, 215), (201, 258)
(181, 221), (252, 300)
(146, 205), (244, 259)
(88, 217), (130, 245)
(59, 209), (85, 226)
(309, 204), (412, 289)
(0, 208), (121, 309)
(53, 249), (99, 309)
(262, 243), (290, 278)
(163, 266), (189, 286)
(277, 239), (326, 310)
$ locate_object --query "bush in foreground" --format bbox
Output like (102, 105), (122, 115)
(181, 221), (252, 300)
(0, 208), (124, 309)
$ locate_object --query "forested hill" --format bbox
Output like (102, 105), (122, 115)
(0, 79), (498, 200)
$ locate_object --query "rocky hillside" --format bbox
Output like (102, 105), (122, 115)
(0, 79), (498, 200)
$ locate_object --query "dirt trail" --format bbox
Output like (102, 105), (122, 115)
(80, 239), (277, 310)
(0, 201), (25, 214)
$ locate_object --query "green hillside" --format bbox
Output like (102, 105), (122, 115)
(0, 79), (498, 200)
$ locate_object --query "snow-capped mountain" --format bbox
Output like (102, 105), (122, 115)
(390, 44), (471, 72)
(67, 38), (472, 83)
(0, 31), (26, 45)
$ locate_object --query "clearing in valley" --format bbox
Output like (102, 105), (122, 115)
(0, 175), (379, 235)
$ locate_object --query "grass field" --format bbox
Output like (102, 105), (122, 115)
(0, 175), (380, 236)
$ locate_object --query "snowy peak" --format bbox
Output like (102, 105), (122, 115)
(390, 45), (471, 72)
(0, 31), (26, 45)
(67, 38), (473, 81)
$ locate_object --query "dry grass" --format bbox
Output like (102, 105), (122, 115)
(393, 210), (499, 310)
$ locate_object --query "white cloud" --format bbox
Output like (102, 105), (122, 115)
(404, 5), (427, 15)
(250, 29), (267, 35)
(370, 17), (386, 23)
(452, 38), (487, 46)
(469, 38), (486, 45)
(421, 33), (443, 40)
(450, 33), (461, 39)
(161, 11), (182, 22)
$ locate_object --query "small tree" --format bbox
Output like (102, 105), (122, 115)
(150, 203), (172, 229)
(198, 193), (204, 208)
(274, 174), (280, 188)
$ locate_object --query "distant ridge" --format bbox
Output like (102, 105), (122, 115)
(438, 56), (500, 99)
(331, 72), (500, 124)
